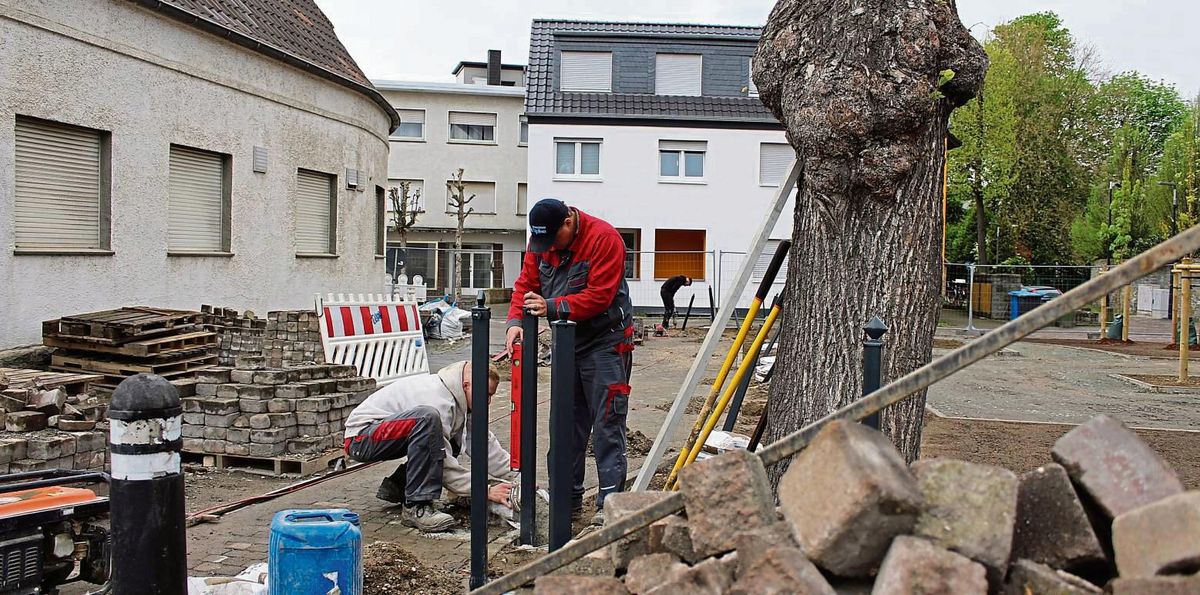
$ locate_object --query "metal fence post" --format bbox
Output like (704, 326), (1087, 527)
(861, 317), (888, 429)
(519, 311), (539, 546)
(548, 312), (576, 551)
(681, 294), (696, 331)
(469, 291), (490, 590)
(108, 374), (187, 594)
(965, 264), (978, 331)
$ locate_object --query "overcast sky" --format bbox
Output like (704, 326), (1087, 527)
(317, 0), (1200, 95)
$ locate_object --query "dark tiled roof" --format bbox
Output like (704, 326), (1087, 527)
(132, 0), (399, 130)
(526, 19), (777, 124)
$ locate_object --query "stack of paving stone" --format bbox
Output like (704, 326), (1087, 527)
(180, 364), (375, 459)
(201, 306), (324, 368)
(540, 415), (1198, 595)
(0, 430), (109, 473)
(0, 368), (108, 432)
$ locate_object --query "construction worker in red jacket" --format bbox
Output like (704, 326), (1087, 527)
(505, 198), (634, 524)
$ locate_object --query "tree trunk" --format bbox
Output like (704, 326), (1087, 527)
(753, 0), (986, 481)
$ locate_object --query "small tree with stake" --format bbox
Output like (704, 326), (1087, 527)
(388, 181), (422, 287)
(446, 168), (476, 298)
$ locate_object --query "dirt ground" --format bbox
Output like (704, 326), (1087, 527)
(1120, 373), (1200, 387)
(921, 413), (1200, 488)
(183, 466), (294, 514)
(1025, 337), (1200, 359)
(363, 541), (463, 595)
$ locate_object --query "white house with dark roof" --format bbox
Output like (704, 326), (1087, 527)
(0, 0), (398, 347)
(525, 20), (795, 310)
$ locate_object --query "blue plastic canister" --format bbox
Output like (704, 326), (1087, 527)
(269, 509), (362, 595)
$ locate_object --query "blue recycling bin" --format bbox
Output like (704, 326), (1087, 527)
(269, 509), (362, 595)
(1008, 289), (1046, 320)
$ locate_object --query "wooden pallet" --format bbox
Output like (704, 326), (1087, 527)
(0, 368), (102, 395)
(43, 330), (216, 358)
(50, 351), (217, 377)
(180, 448), (344, 477)
(44, 307), (204, 344)
(77, 365), (217, 391)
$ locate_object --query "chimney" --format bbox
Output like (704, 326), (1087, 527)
(487, 50), (502, 86)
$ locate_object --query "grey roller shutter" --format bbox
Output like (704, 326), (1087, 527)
(448, 112), (496, 127)
(656, 54), (702, 96)
(168, 145), (226, 252)
(14, 117), (105, 250)
(659, 140), (707, 152)
(296, 169), (334, 254)
(759, 143), (795, 186)
(561, 51), (612, 92)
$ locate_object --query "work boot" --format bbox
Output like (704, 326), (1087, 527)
(376, 477), (405, 504)
(402, 502), (456, 533)
(590, 509), (605, 526)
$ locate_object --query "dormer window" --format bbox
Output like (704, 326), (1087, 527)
(655, 54), (702, 96)
(561, 51), (613, 92)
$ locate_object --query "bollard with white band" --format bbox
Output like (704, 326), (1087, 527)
(109, 373), (188, 594)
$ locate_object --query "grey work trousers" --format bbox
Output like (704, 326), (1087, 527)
(345, 406), (445, 503)
(562, 337), (634, 510)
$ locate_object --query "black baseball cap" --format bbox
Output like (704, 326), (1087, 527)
(528, 198), (570, 252)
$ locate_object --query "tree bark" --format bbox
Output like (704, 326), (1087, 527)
(753, 0), (987, 479)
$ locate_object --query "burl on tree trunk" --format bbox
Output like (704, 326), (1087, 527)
(753, 0), (987, 473)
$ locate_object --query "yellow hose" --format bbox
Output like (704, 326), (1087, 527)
(662, 297), (762, 490)
(670, 304), (781, 489)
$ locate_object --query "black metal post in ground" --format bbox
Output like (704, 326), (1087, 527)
(707, 286), (716, 322)
(548, 312), (576, 551)
(519, 311), (539, 546)
(681, 294), (696, 330)
(469, 291), (490, 590)
(108, 374), (187, 595)
(862, 317), (888, 430)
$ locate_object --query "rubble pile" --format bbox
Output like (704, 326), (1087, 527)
(542, 415), (1199, 594)
(201, 306), (325, 368)
(0, 368), (108, 433)
(179, 364), (374, 459)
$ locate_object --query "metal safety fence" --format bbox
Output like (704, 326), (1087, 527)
(942, 263), (1104, 327)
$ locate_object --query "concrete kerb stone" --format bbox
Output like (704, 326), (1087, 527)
(1002, 560), (1100, 595)
(778, 420), (922, 577)
(678, 449), (776, 559)
(1112, 491), (1200, 578)
(727, 546), (834, 595)
(1051, 414), (1184, 520)
(911, 458), (1018, 585)
(1012, 464), (1107, 575)
(872, 536), (988, 595)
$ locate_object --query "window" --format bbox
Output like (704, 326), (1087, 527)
(519, 116), (529, 146)
(387, 241), (436, 285)
(448, 112), (496, 143)
(517, 183), (528, 215)
(561, 51), (613, 92)
(375, 186), (386, 257)
(656, 54), (702, 96)
(295, 169), (336, 255)
(393, 109), (425, 140)
(659, 140), (706, 181)
(446, 180), (497, 215)
(619, 228), (641, 279)
(14, 116), (110, 251)
(387, 179), (425, 215)
(654, 229), (706, 280)
(753, 239), (790, 283)
(168, 144), (230, 253)
(759, 142), (795, 186)
(458, 243), (498, 290)
(554, 139), (601, 178)
(748, 59), (759, 97)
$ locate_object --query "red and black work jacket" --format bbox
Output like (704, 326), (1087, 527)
(506, 208), (633, 354)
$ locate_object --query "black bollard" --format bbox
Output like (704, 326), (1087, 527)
(469, 291), (490, 590)
(681, 294), (696, 331)
(707, 286), (716, 322)
(108, 373), (187, 595)
(862, 317), (888, 430)
(519, 311), (539, 546)
(548, 312), (576, 551)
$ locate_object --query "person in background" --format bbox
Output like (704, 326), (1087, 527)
(659, 275), (693, 329)
(505, 198), (634, 525)
(344, 360), (512, 533)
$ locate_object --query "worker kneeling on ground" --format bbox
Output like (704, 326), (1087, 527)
(344, 360), (513, 533)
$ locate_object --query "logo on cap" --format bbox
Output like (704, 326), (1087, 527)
(531, 225), (547, 234)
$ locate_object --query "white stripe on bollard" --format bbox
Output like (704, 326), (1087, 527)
(111, 452), (181, 481)
(109, 416), (182, 445)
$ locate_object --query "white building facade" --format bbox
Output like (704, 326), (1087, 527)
(525, 21), (794, 311)
(375, 52), (529, 298)
(0, 0), (397, 347)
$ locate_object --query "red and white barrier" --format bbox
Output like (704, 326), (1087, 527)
(316, 293), (429, 386)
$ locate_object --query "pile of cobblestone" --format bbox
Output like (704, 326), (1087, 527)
(0, 430), (108, 473)
(201, 306), (324, 368)
(541, 414), (1198, 594)
(178, 364), (375, 459)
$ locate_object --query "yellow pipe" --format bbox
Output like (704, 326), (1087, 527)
(670, 304), (782, 489)
(663, 297), (763, 489)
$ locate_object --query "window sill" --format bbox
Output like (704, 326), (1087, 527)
(658, 178), (707, 185)
(553, 176), (603, 183)
(13, 248), (114, 256)
(168, 251), (233, 258)
(518, 143), (528, 148)
(389, 138), (426, 143)
(375, 254), (386, 259)
(448, 139), (498, 146)
(296, 253), (339, 259)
